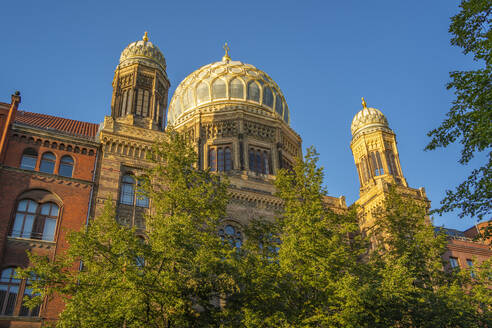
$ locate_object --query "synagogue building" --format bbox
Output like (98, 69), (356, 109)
(0, 33), (489, 327)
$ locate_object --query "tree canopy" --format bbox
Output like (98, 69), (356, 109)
(425, 0), (491, 222)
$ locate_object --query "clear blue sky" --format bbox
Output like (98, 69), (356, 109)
(0, 0), (484, 230)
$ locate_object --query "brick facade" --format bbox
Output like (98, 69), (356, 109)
(0, 99), (99, 327)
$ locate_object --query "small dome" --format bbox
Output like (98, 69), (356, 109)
(351, 98), (389, 136)
(119, 32), (166, 73)
(167, 48), (290, 126)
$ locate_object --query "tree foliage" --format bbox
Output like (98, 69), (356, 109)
(425, 0), (491, 221)
(19, 129), (238, 327)
(18, 139), (492, 327)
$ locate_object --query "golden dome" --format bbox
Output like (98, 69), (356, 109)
(119, 32), (166, 73)
(351, 98), (390, 137)
(167, 50), (290, 126)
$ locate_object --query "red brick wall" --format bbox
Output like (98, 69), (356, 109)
(0, 127), (98, 323)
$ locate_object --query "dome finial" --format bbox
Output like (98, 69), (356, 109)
(222, 42), (231, 62)
(143, 31), (149, 42)
(361, 97), (367, 109)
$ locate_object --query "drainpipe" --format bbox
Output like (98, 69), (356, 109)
(0, 91), (21, 163)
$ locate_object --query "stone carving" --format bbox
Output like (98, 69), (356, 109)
(119, 73), (134, 88)
(201, 121), (238, 140)
(244, 121), (275, 142)
(137, 74), (153, 89)
(281, 134), (298, 157)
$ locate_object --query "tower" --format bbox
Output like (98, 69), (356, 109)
(350, 97), (408, 194)
(351, 98), (427, 231)
(93, 32), (169, 228)
(111, 32), (170, 130)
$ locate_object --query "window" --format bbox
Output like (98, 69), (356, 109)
(136, 89), (143, 116)
(120, 175), (135, 205)
(247, 81), (260, 102)
(230, 78), (244, 99)
(370, 151), (384, 176)
(120, 175), (149, 207)
(20, 148), (37, 170)
(449, 257), (459, 269)
(275, 94), (283, 116)
(219, 225), (242, 248)
(142, 90), (150, 117)
(11, 200), (59, 241)
(212, 79), (226, 99)
(39, 152), (56, 174)
(466, 259), (476, 277)
(196, 82), (210, 103)
(209, 148), (217, 171)
(59, 155), (74, 177)
(120, 90), (129, 116)
(0, 268), (20, 315)
(385, 150), (398, 176)
(209, 146), (232, 172)
(19, 277), (40, 317)
(249, 147), (271, 174)
(262, 86), (273, 108)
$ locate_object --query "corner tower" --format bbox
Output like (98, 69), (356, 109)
(350, 98), (408, 194)
(93, 33), (169, 228)
(351, 98), (428, 231)
(111, 32), (170, 130)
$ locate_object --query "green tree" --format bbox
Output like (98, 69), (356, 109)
(367, 188), (492, 327)
(272, 147), (374, 327)
(425, 0), (491, 222)
(19, 130), (239, 327)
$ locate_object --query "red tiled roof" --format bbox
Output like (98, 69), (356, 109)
(14, 111), (99, 139)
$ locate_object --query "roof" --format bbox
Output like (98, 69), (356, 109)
(14, 110), (99, 139)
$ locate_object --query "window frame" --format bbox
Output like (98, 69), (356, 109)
(39, 152), (56, 174)
(0, 268), (40, 318)
(10, 199), (60, 242)
(20, 148), (38, 171)
(208, 145), (233, 172)
(58, 155), (74, 178)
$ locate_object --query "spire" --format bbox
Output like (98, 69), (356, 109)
(361, 97), (367, 109)
(222, 42), (231, 62)
(143, 31), (149, 42)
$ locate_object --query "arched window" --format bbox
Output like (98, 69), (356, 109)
(212, 79), (226, 99)
(59, 155), (74, 178)
(196, 82), (210, 103)
(247, 81), (260, 102)
(360, 156), (371, 182)
(283, 107), (289, 123)
(218, 148), (225, 172)
(120, 175), (135, 205)
(275, 94), (283, 116)
(142, 90), (150, 117)
(11, 200), (58, 241)
(209, 148), (217, 171)
(370, 151), (384, 176)
(385, 150), (398, 176)
(0, 268), (20, 315)
(39, 152), (56, 174)
(230, 78), (244, 99)
(20, 148), (37, 170)
(225, 147), (232, 171)
(136, 89), (144, 116)
(262, 86), (273, 108)
(219, 225), (242, 248)
(120, 90), (128, 116)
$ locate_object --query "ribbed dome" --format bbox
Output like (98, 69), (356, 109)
(167, 55), (290, 126)
(119, 32), (166, 73)
(351, 99), (389, 136)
